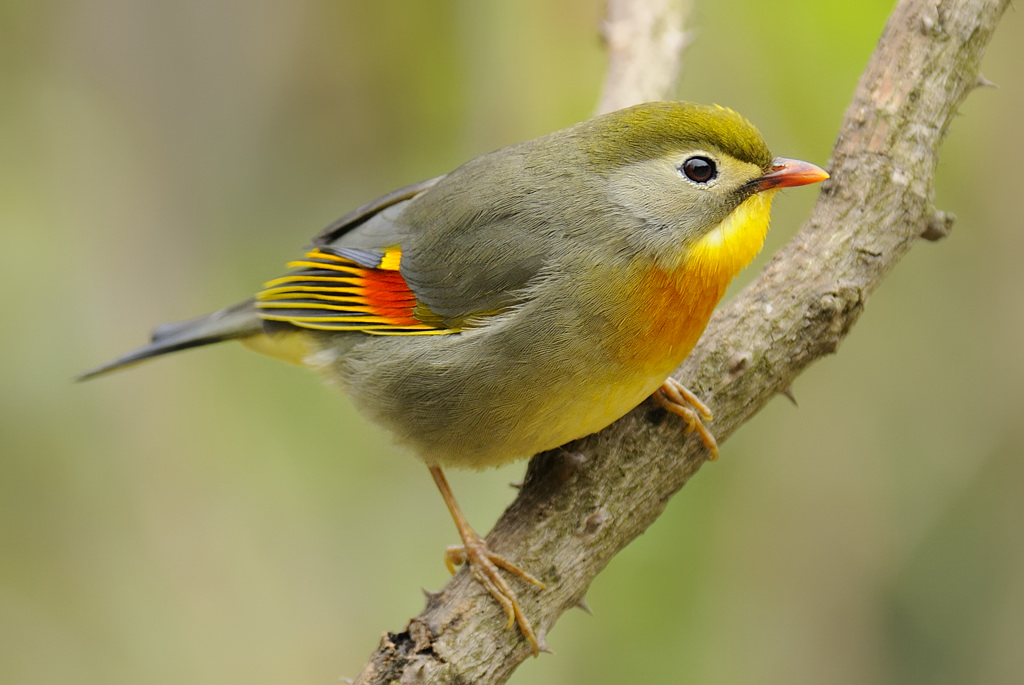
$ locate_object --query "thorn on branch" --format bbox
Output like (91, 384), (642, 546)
(422, 588), (443, 610)
(537, 633), (555, 655)
(973, 72), (999, 89)
(574, 596), (594, 615)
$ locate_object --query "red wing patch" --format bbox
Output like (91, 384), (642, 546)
(256, 248), (454, 334)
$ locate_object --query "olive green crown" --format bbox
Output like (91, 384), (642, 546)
(579, 101), (772, 170)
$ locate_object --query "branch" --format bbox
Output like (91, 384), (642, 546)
(352, 0), (1009, 681)
(596, 0), (692, 114)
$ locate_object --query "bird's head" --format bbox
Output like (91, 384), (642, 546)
(573, 101), (828, 272)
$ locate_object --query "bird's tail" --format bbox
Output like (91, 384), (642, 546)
(78, 298), (264, 380)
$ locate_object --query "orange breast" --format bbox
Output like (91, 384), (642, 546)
(606, 261), (729, 380)
(603, 189), (777, 380)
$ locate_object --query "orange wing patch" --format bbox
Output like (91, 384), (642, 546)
(256, 247), (454, 335)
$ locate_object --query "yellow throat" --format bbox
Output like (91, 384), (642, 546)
(686, 188), (777, 282)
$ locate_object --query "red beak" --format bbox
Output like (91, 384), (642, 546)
(757, 157), (829, 191)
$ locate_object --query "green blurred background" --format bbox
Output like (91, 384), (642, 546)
(2, 1), (1022, 683)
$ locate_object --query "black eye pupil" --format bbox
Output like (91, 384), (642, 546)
(682, 156), (716, 183)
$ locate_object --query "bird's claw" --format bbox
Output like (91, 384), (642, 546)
(444, 531), (545, 653)
(653, 377), (720, 460)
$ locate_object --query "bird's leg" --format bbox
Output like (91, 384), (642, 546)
(427, 464), (546, 655)
(653, 377), (720, 460)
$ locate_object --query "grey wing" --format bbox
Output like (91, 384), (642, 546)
(310, 175), (445, 248)
(313, 168), (556, 329)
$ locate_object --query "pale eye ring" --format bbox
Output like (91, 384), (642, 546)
(680, 156), (717, 183)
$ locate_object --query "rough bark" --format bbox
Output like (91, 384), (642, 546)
(352, 0), (1009, 682)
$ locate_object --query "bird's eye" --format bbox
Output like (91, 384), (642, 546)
(681, 156), (717, 184)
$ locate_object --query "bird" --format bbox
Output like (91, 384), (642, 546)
(81, 101), (828, 654)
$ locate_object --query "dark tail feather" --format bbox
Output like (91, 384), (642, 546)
(78, 299), (263, 381)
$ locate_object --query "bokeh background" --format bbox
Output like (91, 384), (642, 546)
(2, 1), (1022, 683)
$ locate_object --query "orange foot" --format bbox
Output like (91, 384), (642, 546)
(444, 529), (547, 654)
(653, 377), (720, 460)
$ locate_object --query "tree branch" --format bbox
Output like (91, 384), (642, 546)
(353, 0), (1009, 681)
(596, 0), (691, 114)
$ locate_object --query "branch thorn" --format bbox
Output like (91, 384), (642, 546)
(974, 72), (999, 89)
(574, 596), (594, 615)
